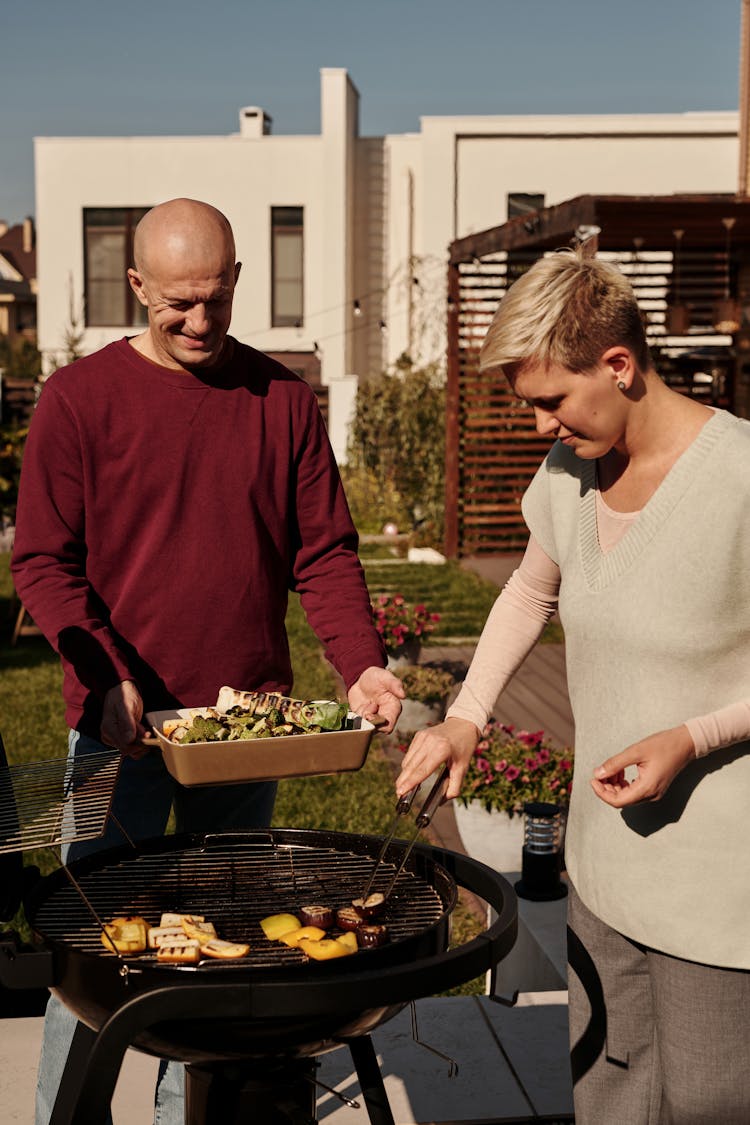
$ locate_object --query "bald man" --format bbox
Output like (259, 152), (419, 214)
(12, 199), (403, 1125)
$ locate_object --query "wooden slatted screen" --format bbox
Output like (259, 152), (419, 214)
(445, 247), (735, 558)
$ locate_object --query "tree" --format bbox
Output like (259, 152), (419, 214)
(342, 356), (446, 547)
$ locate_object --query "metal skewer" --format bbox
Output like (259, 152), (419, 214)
(360, 783), (421, 902)
(380, 766), (450, 899)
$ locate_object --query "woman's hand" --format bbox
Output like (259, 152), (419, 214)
(396, 716), (480, 801)
(591, 725), (696, 807)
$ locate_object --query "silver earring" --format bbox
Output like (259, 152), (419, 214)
(617, 380), (626, 391)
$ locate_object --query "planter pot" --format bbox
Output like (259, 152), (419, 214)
(394, 697), (445, 734)
(386, 640), (422, 670)
(452, 800), (526, 875)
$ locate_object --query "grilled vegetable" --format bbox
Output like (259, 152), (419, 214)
(336, 931), (359, 953)
(101, 916), (149, 955)
(278, 925), (327, 947)
(147, 925), (186, 950)
(199, 938), (250, 959)
(298, 904), (334, 929)
(180, 916), (218, 942)
(160, 912), (204, 927)
(335, 907), (363, 932)
(297, 936), (357, 961)
(352, 893), (386, 920)
(215, 687), (349, 732)
(357, 924), (389, 949)
(156, 939), (201, 964)
(260, 913), (302, 941)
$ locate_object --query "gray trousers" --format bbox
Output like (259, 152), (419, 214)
(567, 885), (750, 1124)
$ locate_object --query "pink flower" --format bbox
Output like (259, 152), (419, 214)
(505, 765), (520, 781)
(524, 757), (538, 770)
(494, 759), (507, 772)
(537, 748), (550, 764)
(560, 759), (572, 771)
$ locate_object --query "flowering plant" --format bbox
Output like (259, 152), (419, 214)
(371, 593), (440, 654)
(458, 719), (574, 817)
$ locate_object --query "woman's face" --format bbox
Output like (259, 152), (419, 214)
(508, 355), (630, 459)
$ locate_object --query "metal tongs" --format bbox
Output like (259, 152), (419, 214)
(360, 764), (450, 902)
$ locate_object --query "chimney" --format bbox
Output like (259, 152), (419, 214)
(239, 106), (272, 138)
(23, 216), (34, 254)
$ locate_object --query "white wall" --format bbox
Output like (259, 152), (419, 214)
(33, 71), (740, 459)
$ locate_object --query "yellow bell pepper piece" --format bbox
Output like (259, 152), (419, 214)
(279, 925), (327, 947)
(297, 936), (356, 961)
(260, 913), (302, 941)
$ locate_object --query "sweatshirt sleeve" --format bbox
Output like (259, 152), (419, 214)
(10, 379), (136, 696)
(447, 536), (561, 731)
(288, 393), (385, 689)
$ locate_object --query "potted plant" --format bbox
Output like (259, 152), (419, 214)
(371, 593), (440, 668)
(393, 664), (455, 733)
(453, 719), (574, 874)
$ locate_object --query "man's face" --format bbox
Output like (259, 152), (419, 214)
(128, 258), (241, 372)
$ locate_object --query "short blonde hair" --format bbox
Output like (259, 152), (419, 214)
(478, 249), (651, 376)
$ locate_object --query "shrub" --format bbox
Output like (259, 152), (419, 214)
(395, 663), (455, 703)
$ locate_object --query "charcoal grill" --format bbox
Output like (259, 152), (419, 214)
(0, 745), (518, 1125)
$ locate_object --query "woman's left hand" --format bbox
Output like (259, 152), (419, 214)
(591, 725), (696, 807)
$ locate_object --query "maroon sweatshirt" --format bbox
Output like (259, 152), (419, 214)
(12, 338), (385, 736)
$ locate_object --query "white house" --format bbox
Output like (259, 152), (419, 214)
(34, 68), (739, 460)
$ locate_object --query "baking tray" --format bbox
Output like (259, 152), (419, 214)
(145, 708), (376, 787)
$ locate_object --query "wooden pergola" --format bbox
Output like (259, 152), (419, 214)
(445, 193), (750, 558)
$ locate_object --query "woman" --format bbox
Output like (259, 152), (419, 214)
(397, 250), (750, 1124)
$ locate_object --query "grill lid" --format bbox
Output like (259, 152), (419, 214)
(0, 748), (120, 855)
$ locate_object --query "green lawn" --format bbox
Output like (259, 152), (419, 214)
(362, 556), (564, 644)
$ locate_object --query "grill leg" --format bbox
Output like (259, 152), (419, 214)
(49, 1020), (105, 1125)
(348, 1036), (395, 1125)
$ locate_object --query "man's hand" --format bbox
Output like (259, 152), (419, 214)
(396, 716), (480, 801)
(101, 680), (149, 758)
(590, 724), (697, 808)
(347, 666), (405, 733)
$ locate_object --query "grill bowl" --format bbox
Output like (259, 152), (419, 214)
(27, 829), (461, 1061)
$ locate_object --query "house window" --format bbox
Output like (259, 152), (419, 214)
(84, 208), (150, 327)
(271, 207), (303, 327)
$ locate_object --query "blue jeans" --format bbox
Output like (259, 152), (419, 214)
(36, 729), (277, 1125)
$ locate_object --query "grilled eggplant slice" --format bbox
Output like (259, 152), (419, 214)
(357, 924), (389, 949)
(298, 904), (334, 929)
(352, 893), (386, 920)
(335, 906), (363, 932)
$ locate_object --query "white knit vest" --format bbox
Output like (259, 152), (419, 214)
(522, 409), (750, 967)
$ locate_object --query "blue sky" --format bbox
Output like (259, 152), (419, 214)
(1, 0), (743, 224)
